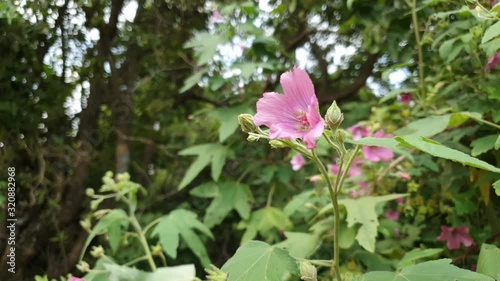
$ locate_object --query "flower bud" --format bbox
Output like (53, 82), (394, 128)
(76, 261), (90, 273)
(80, 218), (91, 231)
(269, 140), (288, 148)
(238, 114), (258, 133)
(90, 245), (105, 258)
(151, 244), (163, 255)
(325, 101), (343, 130)
(85, 188), (95, 197)
(299, 261), (317, 281)
(116, 172), (130, 182)
(247, 135), (260, 142)
(204, 265), (228, 281)
(334, 129), (350, 144)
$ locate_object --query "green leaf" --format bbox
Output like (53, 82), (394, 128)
(481, 37), (500, 56)
(439, 38), (457, 62)
(394, 115), (450, 137)
(190, 181), (253, 228)
(80, 209), (129, 260)
(178, 143), (232, 189)
(482, 21), (500, 44)
(396, 248), (443, 270)
(494, 179), (500, 196)
(470, 135), (498, 156)
(179, 70), (206, 93)
(477, 243), (500, 279)
(275, 232), (321, 258)
(221, 240), (299, 281)
(85, 259), (196, 281)
(239, 207), (293, 244)
(184, 32), (227, 65)
(151, 209), (213, 267)
(216, 104), (251, 142)
(362, 259), (494, 281)
(348, 137), (413, 161)
(339, 194), (408, 252)
(495, 135), (500, 150)
(395, 136), (500, 173)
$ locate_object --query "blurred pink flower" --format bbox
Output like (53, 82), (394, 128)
(400, 93), (412, 104)
(385, 209), (400, 221)
(309, 175), (322, 182)
(436, 225), (473, 250)
(290, 153), (305, 171)
(362, 130), (394, 162)
(69, 277), (84, 281)
(348, 182), (369, 198)
(348, 124), (370, 141)
(254, 67), (325, 149)
(396, 196), (405, 204)
(400, 173), (410, 180)
(485, 52), (500, 72)
(492, 0), (498, 6)
(211, 10), (221, 23)
(328, 158), (363, 177)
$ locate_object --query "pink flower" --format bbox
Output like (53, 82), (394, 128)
(385, 209), (400, 221)
(328, 158), (363, 177)
(211, 10), (221, 23)
(348, 182), (369, 198)
(436, 225), (473, 250)
(254, 67), (325, 149)
(485, 52), (500, 72)
(309, 175), (322, 182)
(362, 130), (394, 162)
(69, 277), (84, 281)
(400, 93), (412, 104)
(400, 173), (410, 180)
(396, 196), (405, 204)
(348, 124), (370, 141)
(290, 153), (305, 171)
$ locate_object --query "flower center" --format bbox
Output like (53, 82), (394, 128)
(296, 111), (310, 131)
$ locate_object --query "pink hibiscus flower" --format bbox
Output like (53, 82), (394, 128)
(362, 130), (394, 162)
(254, 67), (325, 149)
(290, 153), (305, 171)
(436, 225), (473, 250)
(69, 277), (84, 281)
(400, 93), (412, 104)
(348, 124), (370, 141)
(328, 158), (363, 177)
(485, 52), (500, 72)
(210, 10), (221, 23)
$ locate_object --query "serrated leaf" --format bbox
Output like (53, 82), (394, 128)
(221, 241), (299, 281)
(275, 232), (321, 258)
(80, 209), (129, 260)
(339, 194), (408, 252)
(477, 243), (500, 279)
(184, 32), (227, 65)
(470, 135), (498, 156)
(178, 143), (232, 189)
(395, 115), (450, 137)
(239, 207), (293, 243)
(395, 136), (500, 173)
(190, 181), (253, 228)
(151, 209), (213, 267)
(482, 21), (500, 44)
(216, 104), (251, 142)
(396, 248), (443, 270)
(179, 70), (206, 93)
(362, 259), (494, 281)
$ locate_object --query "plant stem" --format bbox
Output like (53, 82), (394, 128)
(311, 149), (342, 281)
(406, 0), (426, 106)
(128, 194), (158, 271)
(266, 184), (275, 207)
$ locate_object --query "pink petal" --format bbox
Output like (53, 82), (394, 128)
(280, 67), (317, 111)
(290, 153), (305, 171)
(385, 209), (400, 221)
(447, 237), (461, 250)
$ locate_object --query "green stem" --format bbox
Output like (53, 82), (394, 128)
(406, 0), (426, 107)
(143, 217), (163, 235)
(128, 194), (157, 271)
(266, 184), (275, 207)
(334, 145), (361, 193)
(123, 255), (149, 267)
(311, 149), (342, 281)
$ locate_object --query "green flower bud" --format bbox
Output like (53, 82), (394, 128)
(247, 135), (260, 142)
(76, 261), (90, 273)
(151, 244), (163, 255)
(238, 114), (258, 133)
(116, 172), (130, 182)
(90, 245), (105, 258)
(334, 129), (350, 144)
(269, 140), (288, 148)
(325, 101), (344, 130)
(79, 218), (91, 231)
(205, 264), (228, 281)
(85, 188), (95, 197)
(299, 261), (317, 281)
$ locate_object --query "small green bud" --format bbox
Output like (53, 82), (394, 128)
(151, 243), (163, 255)
(333, 129), (350, 144)
(90, 245), (105, 258)
(116, 172), (130, 182)
(85, 188), (95, 197)
(325, 101), (343, 130)
(299, 261), (317, 281)
(247, 134), (260, 142)
(79, 218), (91, 231)
(238, 114), (258, 133)
(269, 140), (288, 148)
(76, 261), (90, 273)
(205, 264), (228, 281)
